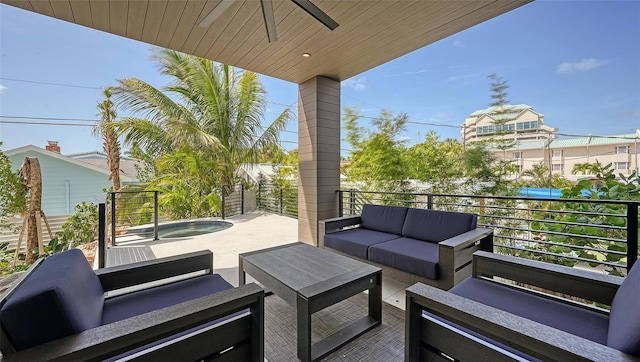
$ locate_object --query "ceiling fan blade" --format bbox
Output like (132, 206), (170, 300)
(198, 0), (236, 28)
(260, 0), (278, 42)
(290, 0), (339, 30)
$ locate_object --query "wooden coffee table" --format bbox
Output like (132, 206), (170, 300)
(239, 242), (382, 362)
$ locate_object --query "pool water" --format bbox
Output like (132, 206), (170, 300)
(131, 220), (233, 238)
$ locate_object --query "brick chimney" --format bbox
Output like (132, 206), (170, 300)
(45, 141), (61, 153)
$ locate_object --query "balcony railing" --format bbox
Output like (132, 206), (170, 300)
(102, 185), (638, 275)
(338, 189), (639, 275)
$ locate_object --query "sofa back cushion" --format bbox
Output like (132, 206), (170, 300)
(402, 208), (477, 242)
(607, 261), (640, 356)
(360, 204), (409, 235)
(0, 249), (105, 351)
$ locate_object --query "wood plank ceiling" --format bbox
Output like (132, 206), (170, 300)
(1, 0), (531, 84)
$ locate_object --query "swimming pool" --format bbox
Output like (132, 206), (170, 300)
(129, 220), (233, 238)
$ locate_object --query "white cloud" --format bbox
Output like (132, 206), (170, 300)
(557, 58), (608, 74)
(342, 76), (367, 91)
(0, 84), (6, 94)
(453, 40), (464, 47)
(383, 69), (426, 78)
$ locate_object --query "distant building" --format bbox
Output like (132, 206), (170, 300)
(494, 130), (640, 179)
(5, 142), (140, 216)
(461, 104), (557, 145)
(462, 105), (639, 179)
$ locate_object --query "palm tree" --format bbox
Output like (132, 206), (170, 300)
(111, 49), (291, 216)
(93, 88), (122, 192)
(521, 162), (551, 188)
(572, 161), (610, 176)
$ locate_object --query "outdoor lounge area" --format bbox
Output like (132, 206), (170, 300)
(3, 210), (639, 361)
(1, 0), (639, 361)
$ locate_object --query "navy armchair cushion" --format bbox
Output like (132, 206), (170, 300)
(402, 208), (477, 243)
(450, 277), (610, 345)
(607, 261), (640, 356)
(360, 204), (408, 235)
(102, 273), (233, 324)
(0, 249), (104, 351)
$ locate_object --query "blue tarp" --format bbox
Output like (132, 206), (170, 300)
(519, 187), (562, 199)
(519, 187), (598, 199)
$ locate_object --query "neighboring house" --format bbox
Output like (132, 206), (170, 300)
(461, 104), (557, 145)
(494, 130), (640, 179)
(237, 164), (285, 184)
(5, 142), (140, 216)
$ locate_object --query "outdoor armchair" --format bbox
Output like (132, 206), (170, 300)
(0, 249), (264, 362)
(405, 251), (640, 361)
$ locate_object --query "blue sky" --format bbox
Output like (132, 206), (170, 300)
(1, 1), (639, 156)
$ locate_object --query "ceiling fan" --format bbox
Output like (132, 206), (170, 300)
(198, 0), (339, 42)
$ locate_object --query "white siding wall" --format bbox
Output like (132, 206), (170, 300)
(9, 151), (111, 216)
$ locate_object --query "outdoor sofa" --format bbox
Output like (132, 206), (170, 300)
(405, 251), (640, 361)
(319, 204), (493, 290)
(0, 249), (264, 361)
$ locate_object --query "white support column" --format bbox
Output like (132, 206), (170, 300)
(297, 76), (341, 246)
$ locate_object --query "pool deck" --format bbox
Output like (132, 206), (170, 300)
(111, 211), (299, 267)
(109, 211), (409, 309)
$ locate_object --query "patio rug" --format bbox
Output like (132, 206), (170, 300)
(264, 292), (405, 361)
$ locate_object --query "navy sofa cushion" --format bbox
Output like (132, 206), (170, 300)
(102, 273), (233, 324)
(402, 208), (477, 243)
(368, 237), (439, 279)
(324, 228), (401, 259)
(607, 261), (640, 356)
(450, 278), (609, 345)
(360, 204), (408, 235)
(0, 249), (104, 351)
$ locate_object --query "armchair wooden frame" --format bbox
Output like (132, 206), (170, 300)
(0, 251), (264, 362)
(405, 251), (636, 361)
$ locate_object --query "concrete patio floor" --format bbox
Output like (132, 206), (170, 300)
(111, 211), (410, 310)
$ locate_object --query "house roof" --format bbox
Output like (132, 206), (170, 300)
(1, 0), (531, 84)
(4, 145), (138, 183)
(506, 130), (640, 150)
(66, 150), (136, 161)
(470, 104), (535, 117)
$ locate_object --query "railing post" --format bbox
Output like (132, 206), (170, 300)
(427, 194), (433, 210)
(258, 182), (262, 210)
(153, 191), (159, 241)
(221, 188), (226, 220)
(98, 203), (106, 269)
(349, 189), (356, 215)
(241, 184), (245, 215)
(627, 202), (638, 271)
(279, 188), (284, 214)
(110, 192), (117, 246)
(338, 190), (344, 217)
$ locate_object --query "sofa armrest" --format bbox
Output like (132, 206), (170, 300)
(438, 227), (494, 250)
(437, 228), (493, 289)
(472, 251), (623, 306)
(405, 282), (634, 362)
(96, 250), (214, 292)
(0, 283), (265, 362)
(318, 215), (361, 247)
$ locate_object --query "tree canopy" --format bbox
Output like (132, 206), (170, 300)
(111, 49), (291, 218)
